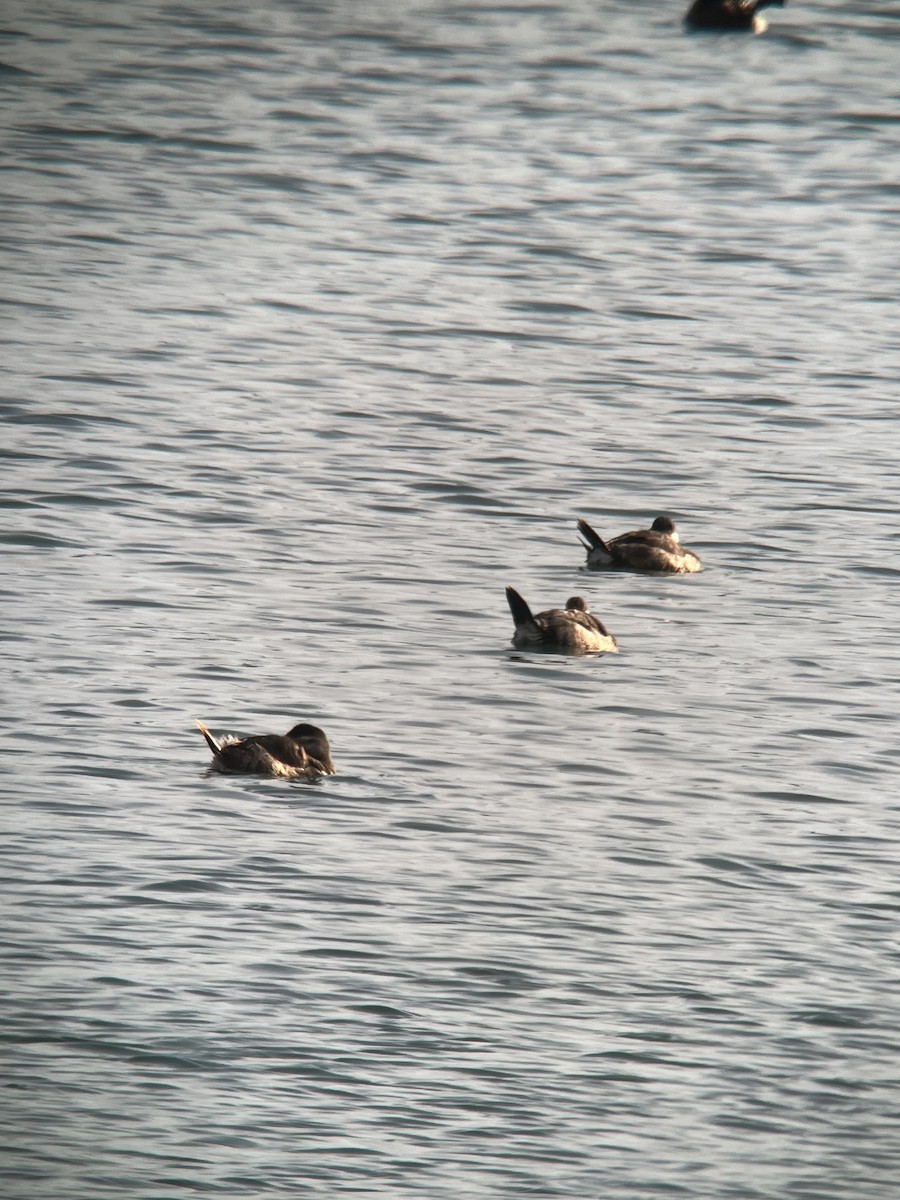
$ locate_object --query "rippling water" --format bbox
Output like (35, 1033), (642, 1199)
(3, 2), (900, 1197)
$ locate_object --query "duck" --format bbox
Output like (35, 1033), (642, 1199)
(577, 515), (702, 575)
(684, 0), (785, 32)
(196, 719), (335, 779)
(505, 587), (618, 655)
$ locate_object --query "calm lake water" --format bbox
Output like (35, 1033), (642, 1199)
(3, 1), (900, 1197)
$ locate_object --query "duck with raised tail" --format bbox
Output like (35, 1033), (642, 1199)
(577, 515), (703, 574)
(505, 587), (619, 655)
(196, 719), (335, 779)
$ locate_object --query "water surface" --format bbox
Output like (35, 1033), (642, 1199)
(3, 2), (900, 1197)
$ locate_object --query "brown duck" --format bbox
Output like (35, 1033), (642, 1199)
(505, 587), (618, 655)
(196, 720), (335, 779)
(577, 515), (702, 575)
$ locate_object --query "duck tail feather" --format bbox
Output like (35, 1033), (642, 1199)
(576, 518), (610, 553)
(505, 586), (535, 627)
(196, 720), (220, 755)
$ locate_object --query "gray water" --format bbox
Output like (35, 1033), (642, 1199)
(3, 1), (900, 1197)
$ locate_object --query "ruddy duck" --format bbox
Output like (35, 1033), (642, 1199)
(505, 587), (618, 655)
(577, 515), (702, 575)
(684, 0), (785, 32)
(196, 719), (335, 779)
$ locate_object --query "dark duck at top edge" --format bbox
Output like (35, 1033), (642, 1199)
(684, 0), (786, 32)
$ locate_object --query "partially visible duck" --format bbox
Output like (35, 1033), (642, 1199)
(196, 719), (335, 779)
(505, 587), (618, 655)
(577, 515), (702, 575)
(684, 0), (785, 32)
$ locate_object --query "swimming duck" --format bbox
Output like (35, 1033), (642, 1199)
(196, 719), (335, 779)
(577, 515), (702, 574)
(505, 587), (618, 655)
(684, 0), (785, 32)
